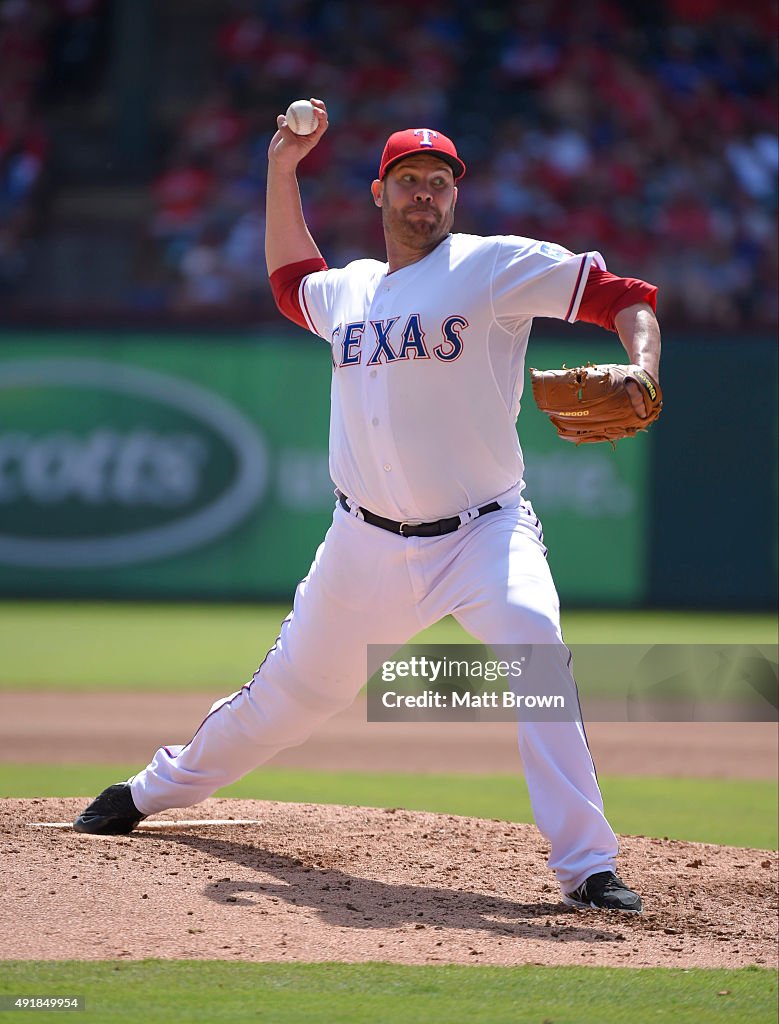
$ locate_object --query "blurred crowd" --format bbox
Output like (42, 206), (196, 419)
(0, 0), (104, 295)
(0, 0), (47, 296)
(2, 0), (777, 327)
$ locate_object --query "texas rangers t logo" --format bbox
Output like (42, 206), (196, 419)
(414, 129), (439, 147)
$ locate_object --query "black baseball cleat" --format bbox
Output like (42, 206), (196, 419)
(73, 782), (147, 835)
(563, 871), (643, 913)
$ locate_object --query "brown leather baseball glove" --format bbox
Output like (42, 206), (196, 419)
(528, 363), (663, 445)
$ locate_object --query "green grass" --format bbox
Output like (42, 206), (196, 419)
(0, 961), (775, 1024)
(4, 764), (775, 849)
(0, 603), (775, 691)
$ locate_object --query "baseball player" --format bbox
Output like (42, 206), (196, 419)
(75, 99), (662, 914)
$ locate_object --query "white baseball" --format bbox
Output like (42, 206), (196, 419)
(285, 99), (318, 136)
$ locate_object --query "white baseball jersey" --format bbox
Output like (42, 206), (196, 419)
(297, 233), (606, 521)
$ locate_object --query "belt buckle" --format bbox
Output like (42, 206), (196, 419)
(399, 519), (423, 537)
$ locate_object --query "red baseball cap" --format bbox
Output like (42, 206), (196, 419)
(378, 128), (466, 181)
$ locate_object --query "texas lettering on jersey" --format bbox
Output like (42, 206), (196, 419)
(332, 314), (469, 368)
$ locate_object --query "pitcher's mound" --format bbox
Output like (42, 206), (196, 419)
(3, 798), (776, 968)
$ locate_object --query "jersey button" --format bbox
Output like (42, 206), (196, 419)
(372, 418), (379, 426)
(383, 463), (391, 472)
(370, 370), (377, 378)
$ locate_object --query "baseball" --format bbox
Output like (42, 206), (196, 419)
(285, 99), (318, 136)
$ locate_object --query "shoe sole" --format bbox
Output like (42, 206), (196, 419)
(562, 894), (643, 913)
(73, 817), (145, 835)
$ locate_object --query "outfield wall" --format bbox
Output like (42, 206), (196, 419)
(0, 330), (774, 607)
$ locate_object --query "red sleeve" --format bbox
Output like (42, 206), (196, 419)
(269, 257), (328, 329)
(576, 267), (658, 332)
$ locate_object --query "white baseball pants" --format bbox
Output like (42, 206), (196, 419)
(130, 498), (618, 892)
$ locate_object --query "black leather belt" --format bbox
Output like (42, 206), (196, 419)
(337, 490), (501, 538)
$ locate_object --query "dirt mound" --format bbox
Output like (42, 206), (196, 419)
(3, 798), (777, 968)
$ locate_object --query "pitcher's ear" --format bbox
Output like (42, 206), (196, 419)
(371, 179), (383, 207)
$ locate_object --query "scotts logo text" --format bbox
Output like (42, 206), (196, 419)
(0, 360), (268, 568)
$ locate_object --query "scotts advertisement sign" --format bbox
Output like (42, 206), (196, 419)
(0, 335), (648, 601)
(0, 359), (268, 569)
